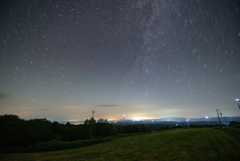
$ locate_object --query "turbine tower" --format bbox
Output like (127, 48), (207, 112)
(92, 111), (94, 118)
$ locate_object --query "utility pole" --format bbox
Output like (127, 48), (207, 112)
(92, 111), (94, 118)
(216, 109), (222, 125)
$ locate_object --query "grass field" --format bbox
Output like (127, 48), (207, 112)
(1, 128), (240, 161)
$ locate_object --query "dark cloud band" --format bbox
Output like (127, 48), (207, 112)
(0, 93), (9, 100)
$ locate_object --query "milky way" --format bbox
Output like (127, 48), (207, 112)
(0, 0), (240, 122)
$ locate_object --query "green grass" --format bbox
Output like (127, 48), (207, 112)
(0, 128), (240, 161)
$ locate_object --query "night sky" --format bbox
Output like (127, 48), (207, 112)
(1, 0), (240, 123)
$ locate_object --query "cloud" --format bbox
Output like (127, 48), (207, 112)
(36, 109), (53, 111)
(96, 105), (120, 107)
(0, 92), (9, 100)
(60, 106), (81, 109)
(21, 109), (53, 112)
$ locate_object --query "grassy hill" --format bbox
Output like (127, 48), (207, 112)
(1, 128), (240, 161)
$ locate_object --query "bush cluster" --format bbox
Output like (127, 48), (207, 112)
(0, 114), (151, 152)
(228, 121), (240, 128)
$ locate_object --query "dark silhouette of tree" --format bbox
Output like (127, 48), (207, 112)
(0, 114), (151, 150)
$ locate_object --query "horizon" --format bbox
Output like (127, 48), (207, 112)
(1, 1), (240, 121)
(9, 114), (240, 125)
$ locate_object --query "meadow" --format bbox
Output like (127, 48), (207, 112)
(0, 128), (240, 161)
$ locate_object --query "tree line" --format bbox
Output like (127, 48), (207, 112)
(0, 114), (151, 148)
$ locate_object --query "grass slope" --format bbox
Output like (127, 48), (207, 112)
(1, 128), (240, 161)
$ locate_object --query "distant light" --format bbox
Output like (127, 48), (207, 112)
(236, 99), (240, 102)
(205, 116), (208, 119)
(186, 119), (188, 121)
(123, 114), (125, 117)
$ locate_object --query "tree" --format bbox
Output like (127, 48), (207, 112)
(229, 121), (240, 127)
(51, 121), (63, 140)
(83, 117), (96, 138)
(94, 118), (116, 137)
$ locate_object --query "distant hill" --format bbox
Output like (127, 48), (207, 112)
(156, 116), (240, 122)
(156, 117), (187, 122)
(110, 116), (240, 126)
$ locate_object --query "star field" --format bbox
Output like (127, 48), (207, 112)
(0, 0), (240, 122)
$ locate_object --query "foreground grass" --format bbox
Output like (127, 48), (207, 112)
(1, 128), (240, 161)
